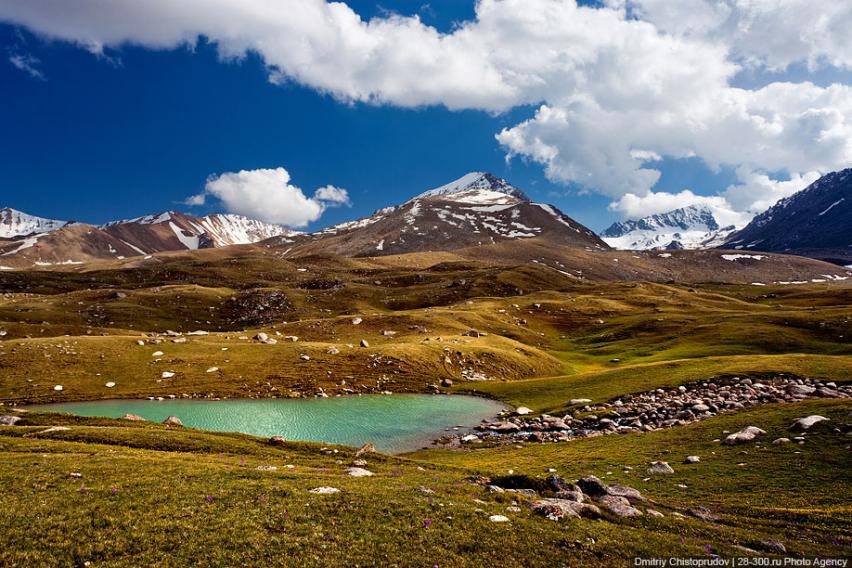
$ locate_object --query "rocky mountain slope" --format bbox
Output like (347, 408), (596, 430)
(601, 205), (738, 250)
(724, 168), (852, 263)
(269, 172), (608, 257)
(0, 210), (293, 267)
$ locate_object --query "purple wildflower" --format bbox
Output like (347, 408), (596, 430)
(424, 519), (432, 528)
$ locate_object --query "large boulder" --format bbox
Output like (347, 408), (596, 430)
(605, 484), (645, 502)
(598, 495), (643, 517)
(532, 498), (601, 520)
(162, 416), (184, 426)
(577, 475), (608, 497)
(790, 415), (829, 431)
(647, 461), (675, 475)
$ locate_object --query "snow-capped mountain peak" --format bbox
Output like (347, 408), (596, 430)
(602, 205), (739, 250)
(0, 207), (68, 238)
(410, 172), (529, 205)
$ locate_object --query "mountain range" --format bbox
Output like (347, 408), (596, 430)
(2, 169), (851, 271)
(601, 205), (739, 250)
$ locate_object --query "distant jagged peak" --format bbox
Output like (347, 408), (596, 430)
(0, 207), (68, 238)
(409, 172), (529, 205)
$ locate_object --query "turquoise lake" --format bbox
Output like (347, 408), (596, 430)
(30, 394), (505, 453)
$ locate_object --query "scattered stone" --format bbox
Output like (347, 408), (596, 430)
(759, 539), (786, 554)
(161, 371), (175, 379)
(152, 351), (164, 357)
(646, 509), (664, 517)
(70, 472), (82, 478)
(441, 378), (453, 388)
(685, 455), (700, 463)
(687, 507), (719, 521)
(569, 398), (592, 405)
(105, 381), (116, 388)
(360, 339), (370, 348)
(172, 337), (187, 344)
(326, 346), (340, 355)
(352, 459), (367, 467)
(724, 426), (766, 445)
(206, 367), (218, 373)
(351, 317), (362, 325)
(0, 415), (21, 426)
(256, 465), (278, 471)
(772, 437), (791, 444)
(53, 385), (64, 391)
(269, 435), (286, 445)
(790, 415), (829, 431)
(515, 406), (532, 416)
(162, 416), (183, 426)
(605, 485), (645, 502)
(300, 354), (311, 361)
(489, 515), (510, 523)
(122, 413), (145, 421)
(647, 461), (675, 475)
(486, 485), (505, 494)
(345, 467), (374, 477)
(462, 329), (485, 337)
(33, 426), (70, 435)
(309, 487), (340, 494)
(598, 495), (643, 517)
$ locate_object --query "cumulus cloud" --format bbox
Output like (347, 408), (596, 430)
(610, 190), (750, 228)
(2, 0), (850, 217)
(724, 167), (821, 214)
(190, 167), (350, 227)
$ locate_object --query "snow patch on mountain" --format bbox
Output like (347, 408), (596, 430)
(0, 208), (67, 238)
(601, 205), (743, 250)
(410, 172), (528, 204)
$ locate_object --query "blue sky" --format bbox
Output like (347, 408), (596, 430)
(1, 0), (848, 233)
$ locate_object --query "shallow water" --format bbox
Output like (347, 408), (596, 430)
(30, 394), (505, 453)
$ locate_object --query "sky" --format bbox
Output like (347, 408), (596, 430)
(1, 1), (851, 233)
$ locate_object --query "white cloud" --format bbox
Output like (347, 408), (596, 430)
(2, 0), (851, 217)
(8, 52), (45, 80)
(723, 167), (821, 214)
(314, 185), (351, 206)
(627, 0), (852, 71)
(610, 190), (750, 228)
(192, 167), (349, 227)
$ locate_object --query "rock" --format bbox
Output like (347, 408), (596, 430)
(569, 399), (592, 405)
(122, 413), (146, 421)
(786, 384), (815, 397)
(355, 442), (375, 456)
(345, 467), (374, 477)
(309, 487), (340, 494)
(687, 507), (719, 521)
(646, 509), (665, 517)
(162, 416), (183, 426)
(299, 354), (311, 361)
(598, 495), (643, 517)
(790, 415), (829, 431)
(152, 351), (164, 357)
(206, 367), (218, 373)
(685, 455), (700, 463)
(759, 539), (786, 553)
(351, 317), (362, 325)
(0, 415), (21, 426)
(462, 329), (484, 337)
(546, 473), (572, 492)
(486, 485), (505, 494)
(161, 371), (175, 379)
(554, 490), (585, 502)
(172, 337), (187, 344)
(256, 465), (278, 471)
(490, 422), (521, 432)
(359, 339), (370, 348)
(461, 434), (480, 443)
(647, 461), (674, 475)
(53, 385), (64, 391)
(440, 378), (454, 388)
(532, 498), (601, 520)
(723, 426), (766, 445)
(34, 426), (70, 435)
(577, 476), (608, 497)
(255, 332), (269, 342)
(772, 437), (791, 444)
(105, 381), (116, 388)
(489, 515), (510, 523)
(326, 346), (340, 355)
(514, 406), (533, 416)
(269, 435), (287, 445)
(352, 459), (367, 467)
(605, 485), (645, 502)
